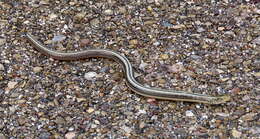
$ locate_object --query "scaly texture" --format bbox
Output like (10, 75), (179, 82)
(25, 33), (230, 104)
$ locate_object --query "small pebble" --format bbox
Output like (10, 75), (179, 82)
(231, 129), (242, 138)
(171, 24), (185, 29)
(254, 9), (260, 14)
(84, 72), (97, 80)
(253, 72), (260, 77)
(76, 97), (87, 103)
(216, 69), (225, 74)
(231, 87), (241, 94)
(147, 6), (153, 11)
(48, 13), (58, 20)
(65, 132), (76, 139)
(242, 95), (250, 101)
(7, 81), (18, 89)
(87, 107), (95, 113)
(122, 125), (132, 134)
(52, 35), (66, 42)
(139, 61), (148, 70)
(23, 20), (30, 24)
(197, 27), (205, 32)
(162, 21), (173, 27)
(104, 9), (113, 15)
(220, 77), (229, 82)
(69, 1), (75, 5)
(74, 12), (85, 21)
(153, 41), (160, 46)
(137, 109), (146, 115)
(218, 27), (225, 31)
(185, 110), (195, 117)
(80, 39), (91, 46)
(249, 126), (260, 135)
(215, 113), (229, 117)
(139, 122), (145, 129)
(240, 113), (257, 121)
(160, 54), (169, 59)
(91, 123), (97, 128)
(252, 36), (260, 45)
(0, 38), (6, 46)
(33, 66), (43, 73)
(55, 116), (66, 125)
(129, 39), (138, 45)
(39, 132), (51, 139)
(17, 117), (27, 125)
(90, 18), (100, 27)
(151, 115), (158, 120)
(147, 98), (157, 103)
(39, 0), (49, 5)
(0, 133), (6, 139)
(167, 63), (184, 73)
(9, 106), (16, 114)
(112, 72), (122, 81)
(0, 64), (4, 71)
(144, 20), (156, 25)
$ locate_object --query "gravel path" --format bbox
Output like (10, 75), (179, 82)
(0, 0), (259, 138)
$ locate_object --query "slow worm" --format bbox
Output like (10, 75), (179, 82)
(25, 33), (230, 104)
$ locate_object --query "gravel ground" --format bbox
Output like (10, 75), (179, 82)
(0, 0), (259, 138)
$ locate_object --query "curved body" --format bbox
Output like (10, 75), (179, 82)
(25, 33), (230, 104)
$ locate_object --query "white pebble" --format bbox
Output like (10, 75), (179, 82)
(33, 66), (43, 73)
(0, 38), (6, 46)
(48, 13), (58, 20)
(139, 61), (148, 70)
(9, 106), (16, 113)
(197, 27), (205, 32)
(151, 115), (158, 120)
(87, 107), (95, 113)
(153, 41), (160, 46)
(4, 60), (10, 64)
(84, 72), (97, 80)
(215, 112), (230, 117)
(137, 109), (146, 115)
(52, 35), (66, 42)
(23, 20), (30, 24)
(91, 123), (97, 128)
(232, 129), (242, 138)
(104, 9), (113, 15)
(122, 125), (132, 134)
(65, 132), (76, 139)
(7, 81), (18, 89)
(0, 64), (4, 71)
(185, 110), (194, 117)
(252, 36), (260, 45)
